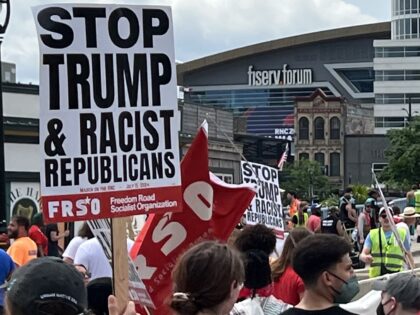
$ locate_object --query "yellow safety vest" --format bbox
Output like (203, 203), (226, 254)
(415, 190), (420, 214)
(368, 228), (406, 278)
(293, 213), (308, 227)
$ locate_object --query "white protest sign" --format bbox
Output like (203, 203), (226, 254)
(33, 4), (182, 222)
(241, 161), (284, 237)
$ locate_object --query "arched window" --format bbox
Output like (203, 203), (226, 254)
(330, 117), (341, 140)
(299, 117), (309, 140)
(330, 152), (341, 176)
(299, 153), (309, 160)
(314, 117), (325, 140)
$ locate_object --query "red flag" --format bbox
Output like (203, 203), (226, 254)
(130, 123), (256, 314)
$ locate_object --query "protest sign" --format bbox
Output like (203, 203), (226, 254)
(130, 123), (256, 314)
(33, 4), (182, 222)
(241, 161), (284, 237)
(87, 219), (155, 309)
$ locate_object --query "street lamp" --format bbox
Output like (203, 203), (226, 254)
(0, 0), (10, 223)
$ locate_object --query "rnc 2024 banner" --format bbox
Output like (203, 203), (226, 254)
(33, 4), (182, 222)
(241, 161), (284, 236)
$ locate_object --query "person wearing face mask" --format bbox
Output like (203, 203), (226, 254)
(373, 273), (420, 315)
(359, 207), (414, 278)
(280, 234), (360, 315)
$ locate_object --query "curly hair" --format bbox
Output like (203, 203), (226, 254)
(233, 224), (276, 255)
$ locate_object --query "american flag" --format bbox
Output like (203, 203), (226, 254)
(277, 143), (289, 171)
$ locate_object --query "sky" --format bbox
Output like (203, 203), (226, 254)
(3, 0), (391, 84)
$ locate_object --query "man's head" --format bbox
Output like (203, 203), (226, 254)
(287, 191), (297, 200)
(5, 257), (87, 315)
(368, 189), (378, 199)
(292, 234), (355, 303)
(412, 184), (418, 191)
(379, 207), (394, 230)
(373, 273), (420, 315)
(364, 198), (375, 213)
(344, 187), (353, 199)
(7, 215), (30, 239)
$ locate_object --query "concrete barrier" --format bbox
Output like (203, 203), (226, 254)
(354, 268), (420, 300)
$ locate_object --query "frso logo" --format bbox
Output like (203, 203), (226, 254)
(48, 197), (100, 218)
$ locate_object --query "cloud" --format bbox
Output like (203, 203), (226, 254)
(1, 0), (382, 83)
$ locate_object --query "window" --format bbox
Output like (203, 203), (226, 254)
(336, 69), (374, 93)
(314, 152), (325, 165)
(330, 153), (340, 177)
(314, 117), (325, 140)
(299, 153), (309, 160)
(330, 117), (341, 140)
(214, 173), (233, 184)
(298, 117), (309, 140)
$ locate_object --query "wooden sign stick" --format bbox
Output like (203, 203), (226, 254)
(111, 217), (129, 314)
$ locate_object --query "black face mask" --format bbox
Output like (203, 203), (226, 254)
(376, 297), (394, 315)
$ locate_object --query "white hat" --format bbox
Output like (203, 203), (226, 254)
(399, 207), (420, 218)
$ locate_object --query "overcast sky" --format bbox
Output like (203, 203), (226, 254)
(3, 0), (390, 84)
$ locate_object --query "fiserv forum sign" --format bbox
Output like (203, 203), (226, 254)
(247, 64), (312, 86)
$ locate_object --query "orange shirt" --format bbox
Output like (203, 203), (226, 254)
(7, 236), (37, 266)
(289, 198), (300, 218)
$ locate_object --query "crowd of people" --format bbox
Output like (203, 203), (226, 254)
(0, 184), (419, 315)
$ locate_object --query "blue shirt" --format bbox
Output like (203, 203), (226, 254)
(364, 229), (410, 251)
(0, 249), (15, 306)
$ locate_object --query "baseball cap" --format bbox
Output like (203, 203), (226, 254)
(372, 273), (420, 310)
(379, 207), (394, 216)
(365, 198), (375, 206)
(6, 257), (87, 315)
(311, 203), (321, 211)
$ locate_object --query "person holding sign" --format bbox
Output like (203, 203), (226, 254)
(169, 241), (244, 315)
(359, 207), (414, 278)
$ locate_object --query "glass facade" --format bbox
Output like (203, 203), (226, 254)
(376, 70), (420, 81)
(336, 69), (374, 93)
(185, 86), (334, 137)
(374, 116), (408, 128)
(375, 46), (420, 57)
(392, 0), (420, 39)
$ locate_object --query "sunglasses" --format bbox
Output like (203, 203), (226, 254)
(380, 214), (388, 219)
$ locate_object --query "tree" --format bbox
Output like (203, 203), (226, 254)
(380, 117), (420, 189)
(280, 159), (330, 201)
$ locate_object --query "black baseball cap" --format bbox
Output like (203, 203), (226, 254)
(373, 273), (420, 310)
(6, 257), (87, 315)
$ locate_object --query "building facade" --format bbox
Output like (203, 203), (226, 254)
(178, 23), (389, 141)
(294, 90), (345, 186)
(374, 0), (420, 133)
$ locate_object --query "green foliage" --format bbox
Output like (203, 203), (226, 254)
(321, 194), (340, 207)
(350, 183), (370, 204)
(281, 159), (330, 201)
(380, 117), (420, 189)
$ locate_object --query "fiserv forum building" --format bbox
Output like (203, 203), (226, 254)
(177, 1), (420, 186)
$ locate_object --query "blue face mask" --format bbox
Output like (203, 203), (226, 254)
(328, 271), (360, 304)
